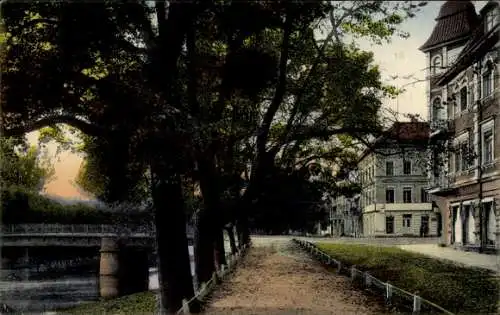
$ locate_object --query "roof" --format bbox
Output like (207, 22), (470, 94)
(383, 121), (430, 142)
(358, 122), (430, 162)
(436, 1), (499, 86)
(419, 1), (479, 52)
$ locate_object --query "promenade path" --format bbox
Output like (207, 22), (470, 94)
(203, 237), (384, 315)
(397, 244), (500, 273)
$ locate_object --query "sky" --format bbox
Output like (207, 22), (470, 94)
(30, 1), (489, 200)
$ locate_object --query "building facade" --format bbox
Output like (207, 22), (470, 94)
(330, 193), (362, 237)
(422, 1), (499, 251)
(358, 122), (440, 237)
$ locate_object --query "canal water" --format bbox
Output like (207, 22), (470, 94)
(0, 247), (197, 314)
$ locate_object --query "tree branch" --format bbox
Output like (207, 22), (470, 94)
(290, 126), (374, 142)
(3, 115), (108, 138)
(275, 24), (338, 152)
(255, 13), (293, 157)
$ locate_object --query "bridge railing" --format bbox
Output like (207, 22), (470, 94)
(2, 224), (195, 236)
(1, 224), (156, 235)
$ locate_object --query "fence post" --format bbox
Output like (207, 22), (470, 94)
(385, 283), (393, 304)
(199, 282), (207, 297)
(181, 298), (189, 314)
(350, 266), (356, 281)
(337, 261), (342, 274)
(364, 272), (372, 287)
(212, 271), (218, 285)
(413, 295), (421, 314)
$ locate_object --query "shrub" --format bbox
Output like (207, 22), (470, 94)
(1, 187), (150, 225)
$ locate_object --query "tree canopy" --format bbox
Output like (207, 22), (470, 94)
(0, 136), (55, 192)
(0, 1), (429, 312)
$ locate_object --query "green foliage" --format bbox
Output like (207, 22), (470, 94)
(249, 165), (330, 234)
(316, 243), (499, 314)
(0, 137), (55, 191)
(73, 133), (149, 204)
(0, 186), (150, 224)
(38, 125), (83, 154)
(58, 291), (156, 315)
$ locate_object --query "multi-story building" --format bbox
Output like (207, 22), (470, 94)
(422, 1), (499, 252)
(358, 122), (440, 237)
(330, 192), (362, 237)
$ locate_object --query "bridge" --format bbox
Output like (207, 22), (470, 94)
(1, 223), (196, 299)
(2, 223), (194, 248)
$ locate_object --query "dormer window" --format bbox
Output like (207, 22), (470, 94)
(432, 55), (442, 75)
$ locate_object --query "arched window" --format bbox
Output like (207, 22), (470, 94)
(432, 97), (441, 120)
(432, 55), (442, 75)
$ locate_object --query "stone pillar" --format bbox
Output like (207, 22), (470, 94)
(99, 238), (150, 299)
(99, 237), (120, 299)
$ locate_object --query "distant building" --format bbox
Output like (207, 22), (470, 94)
(330, 192), (362, 237)
(422, 1), (499, 251)
(358, 122), (440, 237)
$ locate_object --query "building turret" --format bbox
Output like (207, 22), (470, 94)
(420, 1), (479, 52)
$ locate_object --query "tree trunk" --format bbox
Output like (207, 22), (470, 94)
(225, 225), (237, 254)
(194, 208), (216, 285)
(151, 165), (195, 314)
(196, 153), (226, 282)
(214, 228), (227, 268)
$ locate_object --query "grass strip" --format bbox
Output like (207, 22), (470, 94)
(316, 243), (499, 314)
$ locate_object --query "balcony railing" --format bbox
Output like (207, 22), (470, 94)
(428, 174), (454, 194)
(430, 119), (450, 132)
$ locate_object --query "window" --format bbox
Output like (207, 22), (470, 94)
(386, 216), (394, 234)
(421, 216), (430, 236)
(431, 55), (442, 75)
(386, 161), (394, 176)
(460, 87), (468, 111)
(483, 129), (494, 165)
(386, 188), (395, 203)
(403, 187), (412, 203)
(460, 142), (470, 171)
(482, 71), (492, 98)
(403, 214), (412, 227)
(432, 97), (441, 120)
(403, 160), (412, 175)
(420, 187), (428, 203)
(455, 148), (461, 172)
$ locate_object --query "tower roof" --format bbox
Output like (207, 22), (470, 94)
(419, 1), (479, 52)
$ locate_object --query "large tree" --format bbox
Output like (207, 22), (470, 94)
(1, 1), (428, 313)
(1, 2), (197, 312)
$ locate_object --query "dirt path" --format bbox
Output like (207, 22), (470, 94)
(203, 240), (384, 314)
